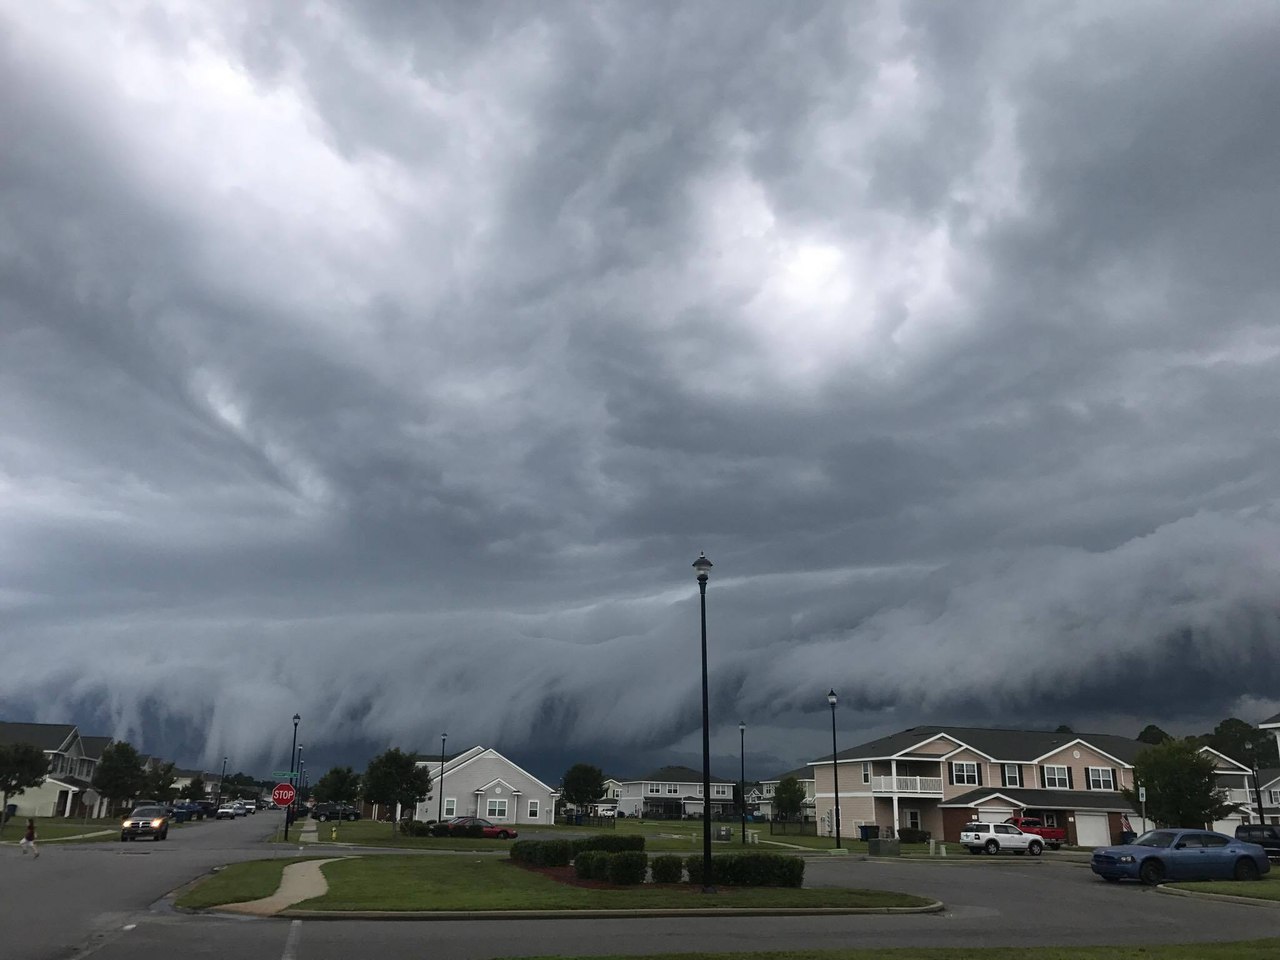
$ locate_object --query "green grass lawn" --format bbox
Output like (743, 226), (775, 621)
(0, 816), (123, 842)
(1171, 873), (1280, 901)
(505, 944), (1280, 960)
(293, 856), (932, 911)
(176, 857), (329, 910)
(308, 817), (525, 851)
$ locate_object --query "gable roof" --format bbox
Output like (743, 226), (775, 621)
(1260, 713), (1280, 727)
(0, 722), (77, 752)
(628, 765), (735, 785)
(79, 736), (112, 760)
(1198, 746), (1252, 772)
(422, 746), (557, 794)
(815, 725), (1148, 766)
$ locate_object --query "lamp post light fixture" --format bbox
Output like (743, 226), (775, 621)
(693, 552), (714, 892)
(828, 690), (841, 849)
(438, 733), (448, 825)
(285, 713), (300, 841)
(218, 755), (228, 806)
(1254, 763), (1267, 824)
(739, 721), (747, 846)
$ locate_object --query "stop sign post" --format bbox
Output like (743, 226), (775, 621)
(273, 782), (297, 808)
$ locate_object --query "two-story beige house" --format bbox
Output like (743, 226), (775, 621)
(811, 725), (1149, 846)
(0, 722), (114, 818)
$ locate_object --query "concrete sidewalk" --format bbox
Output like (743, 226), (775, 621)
(218, 857), (350, 916)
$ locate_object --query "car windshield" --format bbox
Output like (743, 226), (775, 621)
(1133, 830), (1177, 848)
(130, 807), (164, 816)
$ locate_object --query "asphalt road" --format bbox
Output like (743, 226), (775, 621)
(5, 822), (1278, 960)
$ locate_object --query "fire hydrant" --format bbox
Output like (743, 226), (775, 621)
(331, 825), (338, 841)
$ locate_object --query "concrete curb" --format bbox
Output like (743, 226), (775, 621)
(1158, 885), (1280, 909)
(276, 901), (947, 921)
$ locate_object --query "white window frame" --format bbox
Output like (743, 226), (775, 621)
(696, 785), (703, 796)
(443, 798), (456, 817)
(862, 762), (871, 784)
(666, 783), (679, 795)
(1270, 789), (1280, 806)
(1087, 767), (1115, 791)
(713, 784), (729, 797)
(528, 800), (539, 820)
(648, 783), (660, 794)
(487, 798), (508, 819)
(952, 762), (978, 785)
(1003, 764), (1021, 787)
(1043, 765), (1069, 789)
(906, 809), (921, 829)
(764, 784), (774, 796)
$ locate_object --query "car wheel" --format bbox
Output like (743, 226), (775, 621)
(1028, 841), (1043, 857)
(984, 839), (1000, 855)
(1234, 858), (1261, 882)
(1139, 859), (1165, 885)
(319, 814), (329, 822)
(120, 834), (127, 842)
(497, 831), (510, 839)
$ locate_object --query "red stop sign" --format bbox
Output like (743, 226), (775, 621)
(272, 782), (297, 807)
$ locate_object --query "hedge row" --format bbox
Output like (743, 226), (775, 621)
(400, 821), (488, 838)
(896, 828), (931, 843)
(511, 835), (644, 866)
(574, 850), (647, 884)
(570, 833), (645, 854)
(684, 853), (804, 887)
(650, 854), (683, 884)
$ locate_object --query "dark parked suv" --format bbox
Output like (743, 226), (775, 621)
(1235, 824), (1280, 862)
(310, 802), (361, 821)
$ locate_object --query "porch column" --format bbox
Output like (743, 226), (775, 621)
(890, 760), (900, 836)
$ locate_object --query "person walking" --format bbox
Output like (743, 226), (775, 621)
(19, 818), (39, 859)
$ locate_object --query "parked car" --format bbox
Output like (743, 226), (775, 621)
(237, 798), (257, 814)
(310, 802), (361, 822)
(446, 816), (518, 839)
(1234, 824), (1280, 862)
(170, 802), (204, 822)
(960, 821), (1044, 856)
(1004, 816), (1067, 850)
(1091, 828), (1271, 884)
(193, 800), (219, 819)
(121, 805), (170, 841)
(215, 803), (239, 820)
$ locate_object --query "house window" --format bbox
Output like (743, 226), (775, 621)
(951, 762), (978, 785)
(1270, 790), (1280, 806)
(612, 788), (620, 798)
(528, 800), (540, 819)
(1087, 768), (1115, 791)
(713, 785), (729, 797)
(487, 798), (508, 819)
(697, 785), (703, 796)
(862, 762), (871, 784)
(443, 798), (456, 817)
(648, 783), (660, 794)
(1003, 764), (1021, 787)
(1042, 812), (1058, 827)
(906, 809), (921, 829)
(764, 785), (774, 796)
(667, 783), (679, 794)
(1043, 765), (1069, 789)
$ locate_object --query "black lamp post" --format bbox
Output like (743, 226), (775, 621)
(438, 733), (448, 824)
(828, 690), (841, 849)
(1254, 763), (1267, 824)
(739, 720), (747, 846)
(218, 755), (228, 806)
(693, 552), (714, 892)
(285, 713), (300, 840)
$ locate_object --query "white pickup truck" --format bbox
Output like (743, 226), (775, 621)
(960, 821), (1045, 856)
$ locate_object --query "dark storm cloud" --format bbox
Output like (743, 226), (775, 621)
(2, 1), (1279, 781)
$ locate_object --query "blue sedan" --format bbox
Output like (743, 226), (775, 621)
(1091, 828), (1271, 885)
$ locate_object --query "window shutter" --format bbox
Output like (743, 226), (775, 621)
(948, 763), (955, 785)
(1001, 767), (1008, 787)
(1110, 768), (1117, 790)
(1040, 765), (1047, 787)
(977, 764), (983, 786)
(1068, 768), (1075, 789)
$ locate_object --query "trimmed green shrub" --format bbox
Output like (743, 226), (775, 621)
(569, 834), (646, 855)
(574, 849), (609, 880)
(400, 820), (430, 837)
(897, 827), (931, 843)
(684, 854), (803, 887)
(429, 822), (450, 837)
(650, 854), (683, 884)
(511, 840), (535, 863)
(608, 850), (648, 885)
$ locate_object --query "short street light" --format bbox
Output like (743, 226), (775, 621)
(693, 552), (714, 892)
(828, 690), (841, 849)
(438, 733), (448, 825)
(285, 713), (300, 841)
(218, 755), (228, 806)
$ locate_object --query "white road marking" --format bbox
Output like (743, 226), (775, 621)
(122, 925), (136, 931)
(281, 919), (302, 960)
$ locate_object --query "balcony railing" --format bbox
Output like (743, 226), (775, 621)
(1223, 787), (1256, 805)
(871, 776), (944, 795)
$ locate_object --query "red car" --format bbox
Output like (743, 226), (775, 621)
(448, 817), (518, 839)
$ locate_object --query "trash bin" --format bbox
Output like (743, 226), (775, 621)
(859, 824), (880, 841)
(3, 804), (15, 823)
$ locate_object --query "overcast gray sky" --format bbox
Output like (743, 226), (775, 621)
(3, 1), (1279, 782)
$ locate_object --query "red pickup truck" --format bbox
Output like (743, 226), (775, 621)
(1004, 817), (1067, 849)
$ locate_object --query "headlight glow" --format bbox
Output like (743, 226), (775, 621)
(1118, 855), (1135, 863)
(151, 818), (164, 828)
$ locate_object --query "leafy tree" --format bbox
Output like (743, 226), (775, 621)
(1204, 717), (1276, 769)
(0, 743), (49, 838)
(1123, 738), (1235, 827)
(363, 749), (431, 835)
(560, 763), (605, 810)
(180, 775), (207, 800)
(142, 761), (178, 802)
(1137, 724), (1173, 745)
(92, 742), (147, 814)
(774, 776), (807, 821)
(1054, 725), (1074, 734)
(314, 766), (362, 804)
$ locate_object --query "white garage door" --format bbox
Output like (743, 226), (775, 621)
(976, 807), (1014, 823)
(1075, 813), (1111, 846)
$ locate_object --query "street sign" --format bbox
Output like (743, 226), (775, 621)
(272, 782), (297, 807)
(1138, 786), (1147, 803)
(270, 771), (295, 778)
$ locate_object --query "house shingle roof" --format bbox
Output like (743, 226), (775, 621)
(79, 736), (112, 759)
(817, 725), (1148, 766)
(631, 765), (735, 785)
(0, 722), (77, 752)
(762, 765), (815, 783)
(1261, 712), (1280, 727)
(941, 787), (1139, 813)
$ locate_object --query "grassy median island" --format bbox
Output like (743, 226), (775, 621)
(280, 856), (931, 912)
(176, 857), (333, 910)
(508, 943), (1280, 960)
(1170, 874), (1280, 902)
